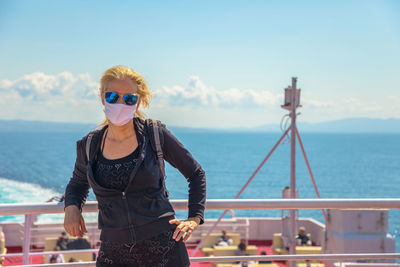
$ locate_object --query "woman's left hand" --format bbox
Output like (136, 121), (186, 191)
(169, 217), (200, 242)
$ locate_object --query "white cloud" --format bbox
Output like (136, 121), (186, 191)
(153, 75), (283, 108)
(301, 97), (334, 108)
(0, 71), (99, 101)
(0, 72), (101, 123)
(342, 97), (384, 112)
(153, 76), (338, 111)
(0, 72), (397, 127)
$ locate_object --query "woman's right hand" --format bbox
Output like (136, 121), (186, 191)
(64, 205), (88, 237)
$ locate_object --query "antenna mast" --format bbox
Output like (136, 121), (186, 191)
(281, 77), (301, 267)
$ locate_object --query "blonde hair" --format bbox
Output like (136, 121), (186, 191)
(95, 65), (153, 130)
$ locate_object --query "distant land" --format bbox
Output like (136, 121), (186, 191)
(0, 118), (399, 133)
(247, 118), (400, 133)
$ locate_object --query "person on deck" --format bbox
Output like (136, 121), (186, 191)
(215, 230), (233, 246)
(63, 65), (207, 267)
(296, 226), (311, 246)
(56, 231), (69, 250)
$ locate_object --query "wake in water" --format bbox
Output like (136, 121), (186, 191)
(0, 177), (97, 223)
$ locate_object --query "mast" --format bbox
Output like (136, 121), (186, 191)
(281, 77), (301, 266)
(289, 77), (298, 267)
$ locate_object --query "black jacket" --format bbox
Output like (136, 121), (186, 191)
(64, 117), (206, 243)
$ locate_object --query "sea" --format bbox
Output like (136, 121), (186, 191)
(0, 129), (399, 252)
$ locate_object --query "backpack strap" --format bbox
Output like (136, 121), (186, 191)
(152, 119), (165, 178)
(85, 132), (94, 162)
(149, 119), (169, 198)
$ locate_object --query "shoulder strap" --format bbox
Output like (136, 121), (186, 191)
(152, 119), (165, 178)
(150, 119), (169, 198)
(85, 133), (94, 162)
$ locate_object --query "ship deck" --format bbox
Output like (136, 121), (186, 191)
(1, 200), (399, 266)
(3, 240), (289, 267)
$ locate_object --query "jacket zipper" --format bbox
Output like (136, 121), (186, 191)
(87, 134), (146, 245)
(119, 138), (146, 246)
(122, 191), (136, 246)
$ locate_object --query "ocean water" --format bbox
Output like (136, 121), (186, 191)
(0, 130), (399, 252)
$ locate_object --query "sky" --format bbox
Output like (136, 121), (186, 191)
(0, 0), (399, 128)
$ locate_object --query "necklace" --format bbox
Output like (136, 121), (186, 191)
(101, 129), (136, 153)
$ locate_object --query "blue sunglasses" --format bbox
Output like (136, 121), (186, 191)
(105, 92), (139, 106)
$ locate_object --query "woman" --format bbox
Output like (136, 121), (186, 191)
(63, 65), (206, 267)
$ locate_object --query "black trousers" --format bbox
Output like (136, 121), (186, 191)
(96, 227), (190, 267)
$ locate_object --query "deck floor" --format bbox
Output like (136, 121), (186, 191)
(3, 242), (288, 267)
(187, 244), (287, 267)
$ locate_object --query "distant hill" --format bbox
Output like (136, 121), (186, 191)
(0, 120), (97, 132)
(248, 117), (400, 133)
(175, 117), (400, 133)
(300, 118), (400, 133)
(0, 118), (399, 133)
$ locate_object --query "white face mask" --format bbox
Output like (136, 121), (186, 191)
(104, 102), (138, 126)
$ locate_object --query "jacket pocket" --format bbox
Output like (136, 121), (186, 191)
(96, 195), (129, 229)
(128, 190), (174, 225)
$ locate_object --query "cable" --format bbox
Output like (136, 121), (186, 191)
(280, 114), (289, 132)
(280, 114), (291, 144)
(280, 111), (301, 144)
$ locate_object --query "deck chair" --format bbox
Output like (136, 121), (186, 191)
(44, 236), (93, 263)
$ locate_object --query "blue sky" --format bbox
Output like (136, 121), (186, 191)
(0, 0), (399, 128)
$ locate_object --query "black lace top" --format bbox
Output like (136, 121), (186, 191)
(93, 135), (140, 191)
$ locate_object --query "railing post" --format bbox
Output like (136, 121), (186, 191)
(23, 214), (33, 265)
(245, 218), (249, 244)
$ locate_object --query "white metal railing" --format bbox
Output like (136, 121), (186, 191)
(1, 198), (400, 266)
(10, 254), (400, 267)
(2, 248), (98, 257)
(1, 198), (400, 215)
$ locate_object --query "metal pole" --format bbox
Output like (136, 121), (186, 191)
(295, 126), (338, 254)
(23, 214), (32, 265)
(289, 77), (297, 267)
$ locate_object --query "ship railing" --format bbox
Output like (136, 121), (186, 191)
(1, 198), (400, 266)
(11, 216), (247, 248)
